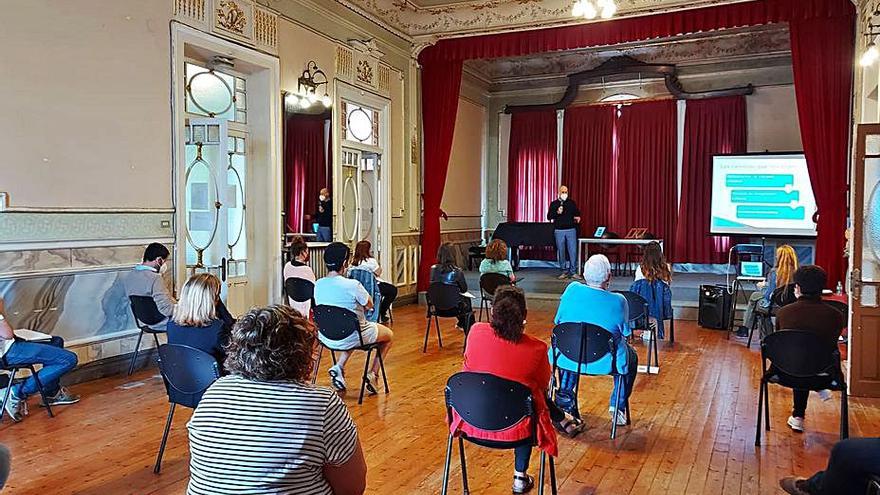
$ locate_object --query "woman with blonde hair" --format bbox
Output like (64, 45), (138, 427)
(479, 239), (515, 282)
(166, 272), (235, 370)
(737, 244), (798, 338)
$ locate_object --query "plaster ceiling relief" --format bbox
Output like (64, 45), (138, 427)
(464, 24), (791, 83)
(336, 0), (752, 39)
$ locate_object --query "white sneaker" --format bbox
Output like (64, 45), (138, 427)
(2, 389), (25, 423)
(609, 407), (628, 426)
(364, 371), (379, 395)
(787, 415), (805, 432)
(328, 364), (346, 391)
(641, 330), (654, 342)
(512, 473), (535, 494)
(817, 389), (833, 402)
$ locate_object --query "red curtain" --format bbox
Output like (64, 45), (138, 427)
(561, 105), (616, 236)
(284, 115), (327, 233)
(675, 96), (747, 264)
(614, 100), (678, 258)
(507, 110), (558, 223)
(790, 16), (854, 287)
(418, 0), (854, 289)
(417, 61), (463, 290)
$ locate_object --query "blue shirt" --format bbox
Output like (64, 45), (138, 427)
(314, 274), (370, 322)
(551, 283), (631, 375)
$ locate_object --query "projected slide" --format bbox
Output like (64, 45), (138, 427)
(710, 154), (817, 237)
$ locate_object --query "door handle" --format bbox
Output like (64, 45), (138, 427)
(851, 268), (861, 301)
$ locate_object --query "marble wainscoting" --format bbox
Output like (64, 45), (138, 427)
(0, 244), (176, 367)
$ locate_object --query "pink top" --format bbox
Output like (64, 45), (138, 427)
(283, 261), (316, 318)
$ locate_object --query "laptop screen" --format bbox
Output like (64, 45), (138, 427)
(740, 261), (764, 278)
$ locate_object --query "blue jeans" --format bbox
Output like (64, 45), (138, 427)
(5, 336), (77, 398)
(806, 438), (880, 495)
(316, 226), (332, 242)
(554, 228), (578, 275)
(555, 344), (638, 411)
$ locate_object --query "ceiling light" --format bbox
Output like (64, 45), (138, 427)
(572, 0), (615, 21)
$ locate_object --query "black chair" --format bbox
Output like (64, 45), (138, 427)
(550, 323), (631, 439)
(594, 231), (623, 276)
(441, 372), (557, 495)
(425, 282), (465, 353)
(868, 474), (880, 495)
(0, 355), (55, 423)
(615, 290), (659, 371)
(128, 295), (168, 376)
(755, 330), (848, 446)
(825, 299), (848, 319)
(284, 277), (315, 315)
(478, 273), (512, 322)
(467, 245), (486, 271)
(154, 344), (219, 473)
(313, 305), (389, 405)
(745, 284), (795, 349)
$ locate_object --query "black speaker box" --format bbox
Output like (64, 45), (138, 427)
(699, 284), (732, 330)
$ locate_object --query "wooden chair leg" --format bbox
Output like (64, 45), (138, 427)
(154, 403), (176, 474)
(128, 330), (144, 376)
(457, 437), (469, 495)
(441, 434), (454, 495)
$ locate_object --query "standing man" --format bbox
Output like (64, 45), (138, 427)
(314, 188), (333, 242)
(547, 185), (582, 280)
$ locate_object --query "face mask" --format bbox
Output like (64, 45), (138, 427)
(560, 194), (568, 201)
(319, 195), (327, 202)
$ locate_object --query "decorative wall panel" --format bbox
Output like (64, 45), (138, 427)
(173, 0), (278, 55)
(0, 212), (173, 245)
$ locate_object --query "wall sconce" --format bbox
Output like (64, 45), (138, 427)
(286, 61), (331, 109)
(861, 15), (880, 67)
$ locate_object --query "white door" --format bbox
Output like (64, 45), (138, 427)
(183, 118), (252, 315)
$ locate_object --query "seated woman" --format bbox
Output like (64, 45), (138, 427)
(166, 273), (234, 371)
(283, 235), (316, 318)
(350, 240), (397, 324)
(314, 242), (393, 393)
(479, 239), (515, 282)
(187, 305), (367, 495)
(453, 286), (580, 494)
(430, 242), (475, 332)
(629, 241), (673, 340)
(737, 244), (798, 338)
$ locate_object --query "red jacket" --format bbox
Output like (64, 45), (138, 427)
(449, 322), (558, 456)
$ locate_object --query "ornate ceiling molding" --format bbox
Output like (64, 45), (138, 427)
(335, 0), (754, 40)
(465, 24), (790, 83)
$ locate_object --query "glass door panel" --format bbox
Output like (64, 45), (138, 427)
(340, 149), (360, 243)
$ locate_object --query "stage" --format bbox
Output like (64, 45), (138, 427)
(463, 267), (756, 322)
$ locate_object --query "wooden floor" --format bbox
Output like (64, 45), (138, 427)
(2, 304), (879, 495)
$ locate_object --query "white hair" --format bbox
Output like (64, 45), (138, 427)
(583, 254), (612, 286)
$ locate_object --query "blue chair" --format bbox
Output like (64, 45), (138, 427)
(154, 344), (220, 473)
(313, 305), (389, 405)
(755, 330), (848, 447)
(128, 295), (167, 376)
(550, 323), (631, 439)
(442, 371), (557, 495)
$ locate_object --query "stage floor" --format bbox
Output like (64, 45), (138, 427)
(464, 267), (750, 321)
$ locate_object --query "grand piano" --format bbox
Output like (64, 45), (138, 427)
(491, 222), (556, 270)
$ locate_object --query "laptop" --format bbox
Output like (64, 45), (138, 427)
(739, 260), (764, 278)
(593, 226), (606, 238)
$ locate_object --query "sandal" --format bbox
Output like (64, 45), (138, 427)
(512, 474), (535, 494)
(553, 416), (586, 438)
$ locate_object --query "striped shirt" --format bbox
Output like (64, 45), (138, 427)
(186, 375), (359, 495)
